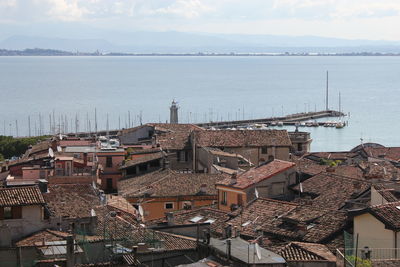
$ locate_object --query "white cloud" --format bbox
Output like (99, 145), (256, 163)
(45, 0), (89, 21)
(146, 0), (214, 19)
(1, 0), (400, 40)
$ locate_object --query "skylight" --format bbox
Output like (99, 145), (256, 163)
(190, 216), (203, 223)
(242, 221), (251, 227)
(307, 223), (316, 230)
(396, 206), (400, 211)
(204, 219), (215, 224)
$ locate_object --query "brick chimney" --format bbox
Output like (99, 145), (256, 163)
(83, 152), (88, 166)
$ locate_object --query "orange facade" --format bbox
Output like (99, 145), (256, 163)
(216, 185), (247, 212)
(126, 195), (217, 221)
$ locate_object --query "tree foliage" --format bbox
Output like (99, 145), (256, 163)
(0, 135), (49, 160)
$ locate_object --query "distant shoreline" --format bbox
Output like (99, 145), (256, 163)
(1, 48), (400, 56)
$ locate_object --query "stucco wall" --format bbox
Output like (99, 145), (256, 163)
(353, 213), (395, 255)
(370, 187), (389, 206)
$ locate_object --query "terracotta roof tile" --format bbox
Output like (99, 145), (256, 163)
(152, 123), (204, 150)
(292, 172), (370, 210)
(119, 169), (227, 198)
(279, 242), (336, 262)
(150, 206), (231, 236)
(217, 160), (295, 189)
(369, 201), (400, 230)
(363, 147), (400, 162)
(44, 184), (101, 219)
(120, 152), (165, 169)
(0, 186), (45, 207)
(193, 130), (291, 148)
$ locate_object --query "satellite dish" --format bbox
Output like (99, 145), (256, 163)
(59, 133), (63, 140)
(255, 188), (259, 199)
(138, 205), (144, 217)
(57, 146), (62, 152)
(140, 223), (146, 228)
(255, 243), (262, 260)
(48, 148), (54, 158)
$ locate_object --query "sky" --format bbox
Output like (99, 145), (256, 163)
(1, 0), (400, 40)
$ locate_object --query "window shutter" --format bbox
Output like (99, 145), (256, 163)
(0, 207), (4, 220)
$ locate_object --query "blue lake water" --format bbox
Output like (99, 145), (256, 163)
(0, 56), (399, 152)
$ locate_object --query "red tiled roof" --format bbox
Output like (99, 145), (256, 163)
(217, 160), (295, 189)
(120, 152), (165, 169)
(369, 201), (400, 230)
(43, 184), (101, 219)
(15, 229), (71, 247)
(292, 172), (370, 210)
(149, 206), (231, 236)
(0, 186), (45, 207)
(279, 242), (336, 262)
(193, 129), (292, 148)
(118, 169), (227, 198)
(363, 147), (400, 162)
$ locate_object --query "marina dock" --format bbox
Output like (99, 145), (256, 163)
(195, 110), (345, 128)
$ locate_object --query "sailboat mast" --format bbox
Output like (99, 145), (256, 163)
(326, 71), (329, 111)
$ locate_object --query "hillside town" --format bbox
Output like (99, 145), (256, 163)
(1, 102), (399, 267)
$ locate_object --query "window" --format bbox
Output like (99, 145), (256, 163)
(165, 203), (174, 210)
(138, 163), (148, 172)
(221, 191), (227, 205)
(1, 206), (22, 220)
(150, 160), (160, 167)
(4, 207), (12, 219)
(106, 156), (113, 168)
(261, 146), (268, 154)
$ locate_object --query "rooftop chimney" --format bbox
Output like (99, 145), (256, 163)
(166, 212), (174, 226)
(230, 173), (237, 185)
(200, 184), (207, 194)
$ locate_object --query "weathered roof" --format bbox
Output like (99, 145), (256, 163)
(212, 164), (238, 175)
(97, 209), (197, 252)
(150, 206), (231, 236)
(193, 129), (292, 147)
(362, 147), (400, 162)
(0, 186), (45, 207)
(43, 184), (101, 219)
(217, 160), (295, 189)
(306, 152), (359, 161)
(279, 242), (336, 262)
(210, 237), (286, 264)
(120, 152), (164, 170)
(15, 229), (102, 247)
(292, 172), (370, 210)
(226, 198), (298, 236)
(369, 201), (400, 230)
(119, 169), (227, 198)
(373, 183), (400, 203)
(16, 229), (71, 247)
(226, 198), (347, 243)
(153, 123), (203, 150)
(64, 146), (125, 153)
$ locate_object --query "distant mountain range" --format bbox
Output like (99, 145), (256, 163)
(1, 30), (400, 54)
